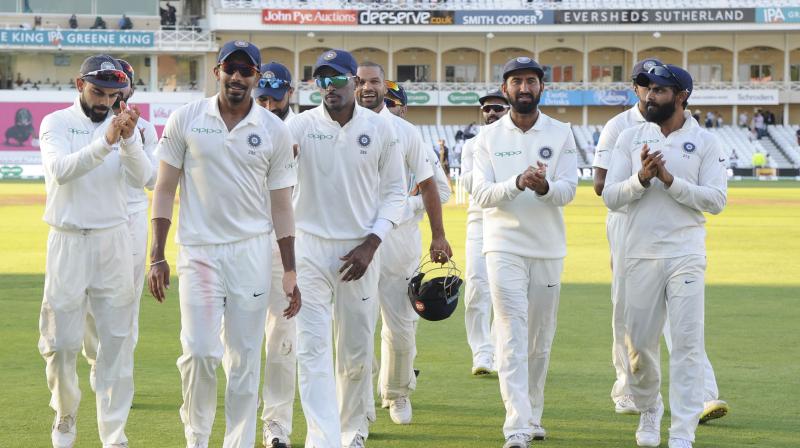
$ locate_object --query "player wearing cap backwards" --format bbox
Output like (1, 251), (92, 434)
(355, 61), (451, 425)
(252, 61), (298, 448)
(471, 56), (578, 448)
(462, 88), (509, 376)
(603, 64), (727, 448)
(82, 58), (159, 395)
(285, 49), (405, 448)
(38, 54), (152, 448)
(594, 59), (729, 423)
(147, 40), (299, 448)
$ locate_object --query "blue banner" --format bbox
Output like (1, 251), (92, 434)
(757, 7), (800, 23)
(540, 90), (637, 107)
(454, 10), (554, 26)
(0, 29), (154, 48)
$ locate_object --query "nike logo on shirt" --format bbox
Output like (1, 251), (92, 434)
(253, 292), (265, 297)
(684, 280), (696, 284)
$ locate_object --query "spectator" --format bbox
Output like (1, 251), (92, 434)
(463, 122), (478, 139)
(753, 110), (766, 139)
(765, 110), (776, 126)
(692, 109), (701, 123)
(716, 112), (723, 128)
(729, 151), (739, 168)
(69, 14), (78, 29)
(34, 16), (42, 30)
(119, 14), (133, 30)
(90, 16), (107, 29)
(160, 6), (169, 26)
(705, 111), (714, 128)
(167, 2), (177, 26)
(592, 128), (600, 146)
(438, 139), (450, 175)
(738, 111), (748, 128)
(15, 73), (23, 87)
(450, 139), (463, 176)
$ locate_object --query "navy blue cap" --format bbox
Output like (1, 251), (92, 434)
(79, 55), (127, 89)
(313, 49), (357, 77)
(218, 40), (261, 67)
(502, 56), (544, 80)
(385, 80), (407, 106)
(479, 87), (507, 105)
(116, 59), (134, 86)
(255, 62), (292, 100)
(631, 58), (663, 79)
(635, 64), (693, 98)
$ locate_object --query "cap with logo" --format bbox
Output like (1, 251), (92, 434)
(313, 49), (358, 77)
(502, 56), (545, 80)
(479, 87), (507, 105)
(635, 63), (693, 98)
(218, 40), (261, 67)
(116, 59), (134, 86)
(631, 58), (663, 80)
(255, 62), (292, 101)
(385, 80), (407, 106)
(80, 55), (128, 89)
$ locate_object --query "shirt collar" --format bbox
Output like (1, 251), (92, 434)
(206, 94), (261, 127)
(316, 101), (360, 127)
(630, 104), (646, 123)
(500, 110), (548, 133)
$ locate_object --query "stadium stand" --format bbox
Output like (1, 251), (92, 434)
(768, 125), (800, 167)
(218, 0), (798, 10)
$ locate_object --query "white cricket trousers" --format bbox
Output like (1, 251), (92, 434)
(295, 231), (380, 448)
(609, 213), (719, 404)
(38, 223), (135, 446)
(377, 221), (421, 401)
(261, 234), (297, 433)
(624, 255), (706, 442)
(464, 217), (495, 364)
(176, 233), (271, 448)
(486, 252), (563, 439)
(83, 208), (148, 387)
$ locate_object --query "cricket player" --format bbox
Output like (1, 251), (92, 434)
(602, 64), (727, 448)
(285, 49), (405, 448)
(355, 62), (452, 425)
(594, 59), (729, 423)
(82, 58), (159, 393)
(253, 61), (298, 448)
(383, 83), (407, 118)
(461, 88), (509, 375)
(39, 54), (152, 448)
(471, 57), (578, 448)
(147, 41), (300, 448)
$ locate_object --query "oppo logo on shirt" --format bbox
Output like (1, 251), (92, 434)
(68, 128), (90, 135)
(634, 138), (660, 145)
(307, 132), (334, 140)
(191, 127), (223, 134)
(494, 151), (522, 158)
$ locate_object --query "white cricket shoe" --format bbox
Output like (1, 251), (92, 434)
(635, 401), (663, 447)
(389, 396), (412, 424)
(615, 395), (639, 414)
(381, 398), (390, 409)
(531, 424), (546, 441)
(51, 415), (76, 448)
(472, 353), (494, 376)
(263, 420), (291, 447)
(699, 399), (729, 424)
(668, 438), (693, 448)
(502, 433), (531, 448)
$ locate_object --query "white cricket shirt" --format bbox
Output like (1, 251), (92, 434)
(404, 144), (450, 224)
(378, 106), (436, 224)
(126, 117), (158, 214)
(286, 103), (406, 240)
(602, 111), (727, 259)
(156, 95), (296, 245)
(472, 112), (578, 259)
(40, 97), (152, 230)
(460, 137), (483, 227)
(593, 105), (646, 216)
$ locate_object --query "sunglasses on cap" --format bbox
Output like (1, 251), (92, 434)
(117, 60), (134, 82)
(219, 61), (259, 78)
(480, 104), (510, 113)
(315, 75), (355, 89)
(384, 97), (402, 108)
(647, 65), (684, 91)
(81, 69), (128, 84)
(258, 76), (290, 89)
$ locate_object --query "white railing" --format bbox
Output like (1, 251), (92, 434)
(155, 28), (216, 51)
(217, 0), (793, 11)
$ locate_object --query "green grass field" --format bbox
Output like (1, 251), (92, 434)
(1, 181), (798, 447)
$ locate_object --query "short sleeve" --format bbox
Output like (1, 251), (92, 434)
(155, 106), (187, 169)
(266, 120), (297, 191)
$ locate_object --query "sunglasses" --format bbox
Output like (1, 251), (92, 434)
(384, 97), (401, 108)
(647, 65), (684, 91)
(480, 104), (510, 113)
(315, 75), (354, 89)
(219, 62), (259, 78)
(81, 69), (128, 84)
(117, 60), (134, 84)
(258, 76), (290, 89)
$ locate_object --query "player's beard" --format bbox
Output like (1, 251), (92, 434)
(645, 99), (677, 124)
(224, 81), (249, 105)
(509, 91), (540, 114)
(79, 95), (111, 123)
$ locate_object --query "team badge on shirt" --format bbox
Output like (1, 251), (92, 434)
(247, 133), (262, 148)
(683, 142), (696, 153)
(539, 146), (553, 160)
(357, 134), (371, 148)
